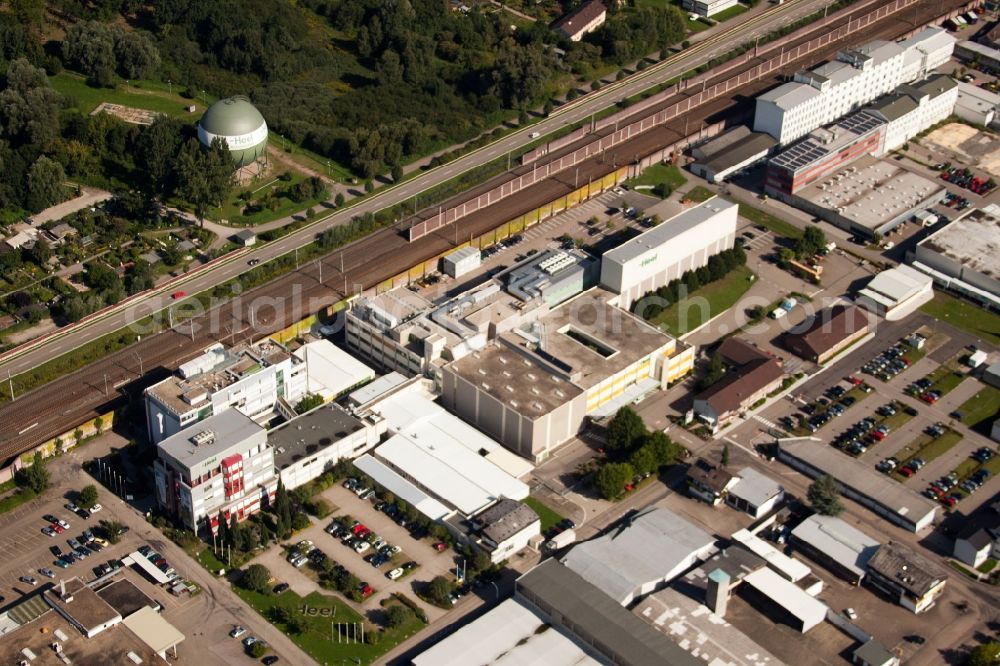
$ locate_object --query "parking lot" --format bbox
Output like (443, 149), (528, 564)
(248, 481), (468, 621)
(757, 313), (1000, 517)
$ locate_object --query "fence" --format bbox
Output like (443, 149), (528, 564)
(406, 0), (926, 243)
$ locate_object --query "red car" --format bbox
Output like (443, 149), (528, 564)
(432, 542), (446, 552)
(899, 467), (915, 477)
(351, 524), (366, 535)
(50, 523), (64, 533)
(171, 290), (186, 300)
(358, 583), (372, 597)
(847, 376), (862, 386)
(940, 496), (957, 508)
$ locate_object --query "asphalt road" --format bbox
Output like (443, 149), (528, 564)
(0, 0), (835, 383)
(0, 0), (959, 464)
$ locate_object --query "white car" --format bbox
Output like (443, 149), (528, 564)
(89, 504), (102, 514)
(386, 568), (403, 581)
(56, 518), (70, 529)
(292, 555), (308, 568)
(353, 541), (370, 554)
(65, 502), (77, 512)
(229, 626), (247, 639)
(844, 608), (858, 621)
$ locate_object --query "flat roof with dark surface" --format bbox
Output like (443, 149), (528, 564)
(95, 579), (158, 618)
(783, 305), (870, 359)
(866, 541), (947, 597)
(0, 609), (160, 665)
(269, 403), (366, 471)
(44, 578), (121, 634)
(516, 559), (703, 666)
(697, 132), (777, 174)
(477, 498), (539, 543)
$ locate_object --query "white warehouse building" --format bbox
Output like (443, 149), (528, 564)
(754, 29), (954, 144)
(600, 197), (738, 310)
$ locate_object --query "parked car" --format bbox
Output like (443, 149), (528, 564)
(229, 626), (247, 639)
(386, 568), (404, 580)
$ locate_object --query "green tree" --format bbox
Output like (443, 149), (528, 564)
(967, 643), (1000, 666)
(699, 352), (725, 391)
(241, 564), (271, 593)
(102, 520), (125, 544)
(294, 393), (324, 414)
(428, 576), (452, 605)
(334, 192), (345, 207)
(248, 642), (268, 658)
(807, 475), (844, 516)
(629, 445), (658, 476)
(595, 462), (634, 500)
(471, 549), (491, 574)
(777, 247), (795, 268)
(135, 116), (184, 196)
(391, 163), (404, 183)
(29, 238), (51, 266)
(217, 511), (229, 547)
(606, 406), (647, 452)
(78, 484), (99, 509)
(645, 430), (682, 467)
(490, 39), (550, 108)
(17, 451), (49, 494)
(25, 156), (67, 213)
(721, 443), (730, 467)
(274, 479), (292, 538)
(386, 604), (414, 628)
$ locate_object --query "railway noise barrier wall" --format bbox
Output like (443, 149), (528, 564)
(406, 0), (922, 244)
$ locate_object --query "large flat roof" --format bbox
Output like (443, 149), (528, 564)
(858, 264), (933, 306)
(918, 206), (1000, 281)
(269, 403), (367, 471)
(791, 515), (881, 579)
(371, 392), (529, 516)
(758, 82), (820, 110)
(517, 560), (703, 666)
(157, 409), (264, 470)
(353, 454), (451, 521)
(770, 112), (883, 172)
(0, 608), (158, 666)
(293, 340), (375, 399)
(121, 605), (184, 656)
(797, 156), (944, 230)
(603, 198), (738, 265)
(43, 578), (121, 633)
(562, 507), (714, 603)
(732, 529), (812, 582)
(779, 439), (938, 529)
(412, 597), (602, 666)
(729, 467), (783, 508)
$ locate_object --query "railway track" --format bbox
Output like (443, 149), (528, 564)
(0, 0), (967, 464)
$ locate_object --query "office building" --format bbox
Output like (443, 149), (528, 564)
(472, 498), (541, 564)
(561, 507), (715, 605)
(600, 198), (738, 310)
(345, 248), (595, 378)
(865, 541), (947, 613)
(855, 264), (935, 319)
(693, 338), (784, 429)
(912, 205), (1000, 308)
(790, 514), (881, 584)
(269, 403), (382, 490)
(153, 410), (277, 532)
(783, 305), (871, 363)
(865, 74), (957, 152)
(144, 340), (308, 444)
(441, 288), (694, 461)
(754, 32), (954, 144)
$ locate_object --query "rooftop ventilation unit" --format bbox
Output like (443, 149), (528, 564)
(190, 430), (216, 447)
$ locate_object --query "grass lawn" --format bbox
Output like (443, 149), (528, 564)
(233, 587), (424, 665)
(732, 200), (804, 239)
(686, 17), (713, 33)
(958, 385), (1000, 429)
(523, 497), (565, 532)
(51, 72), (205, 118)
(650, 265), (755, 336)
(207, 174), (327, 227)
(626, 163), (687, 192)
(950, 454), (1000, 497)
(920, 292), (1000, 347)
(685, 185), (716, 203)
(711, 3), (749, 21)
(924, 360), (967, 396)
(979, 559), (998, 574)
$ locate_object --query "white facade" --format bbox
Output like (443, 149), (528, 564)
(292, 339), (375, 401)
(153, 410), (277, 531)
(755, 33), (954, 144)
(899, 27), (957, 80)
(600, 197), (738, 310)
(145, 341), (309, 444)
(954, 81), (1000, 127)
(868, 76), (958, 152)
(682, 0), (738, 17)
(442, 246), (482, 278)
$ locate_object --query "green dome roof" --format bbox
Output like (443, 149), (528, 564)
(199, 96), (266, 136)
